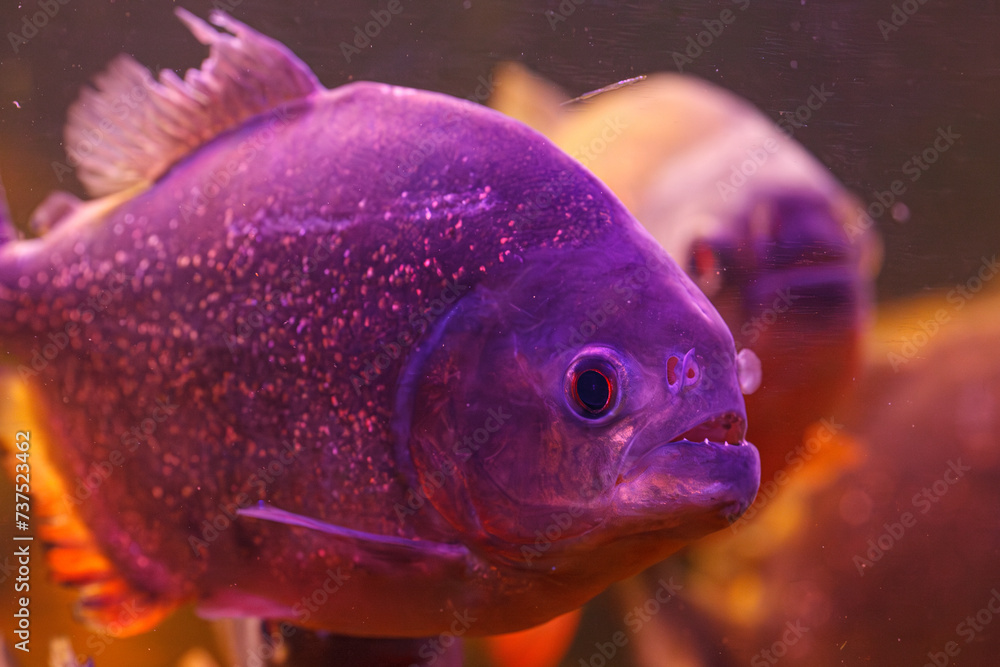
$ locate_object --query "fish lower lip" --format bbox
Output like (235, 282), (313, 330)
(618, 412), (747, 485)
(618, 439), (749, 486)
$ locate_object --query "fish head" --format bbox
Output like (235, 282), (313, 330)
(396, 227), (760, 569)
(683, 187), (879, 479)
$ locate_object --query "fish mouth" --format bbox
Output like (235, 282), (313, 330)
(610, 411), (760, 536)
(617, 411), (748, 486)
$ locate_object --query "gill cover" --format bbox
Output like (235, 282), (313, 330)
(395, 286), (611, 553)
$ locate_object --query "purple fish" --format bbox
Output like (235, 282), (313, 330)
(0, 10), (759, 641)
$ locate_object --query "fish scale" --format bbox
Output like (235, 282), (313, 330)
(0, 7), (758, 644)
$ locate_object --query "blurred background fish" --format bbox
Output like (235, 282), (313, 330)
(490, 63), (881, 484)
(478, 62), (878, 667)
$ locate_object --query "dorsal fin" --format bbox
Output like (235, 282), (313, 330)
(65, 8), (322, 198)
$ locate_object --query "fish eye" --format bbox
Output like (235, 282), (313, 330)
(565, 350), (625, 422)
(688, 238), (724, 297)
(575, 369), (612, 413)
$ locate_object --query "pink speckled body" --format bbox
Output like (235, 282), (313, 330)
(0, 14), (759, 640)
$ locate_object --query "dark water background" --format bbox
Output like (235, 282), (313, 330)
(0, 0), (998, 302)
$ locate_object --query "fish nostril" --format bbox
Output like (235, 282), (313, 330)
(666, 356), (680, 387)
(667, 349), (700, 393)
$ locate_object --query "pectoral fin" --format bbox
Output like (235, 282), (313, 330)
(238, 502), (472, 564)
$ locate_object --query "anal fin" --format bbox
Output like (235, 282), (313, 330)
(0, 376), (181, 637)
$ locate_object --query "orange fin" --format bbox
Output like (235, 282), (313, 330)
(481, 608), (582, 667)
(0, 376), (180, 637)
